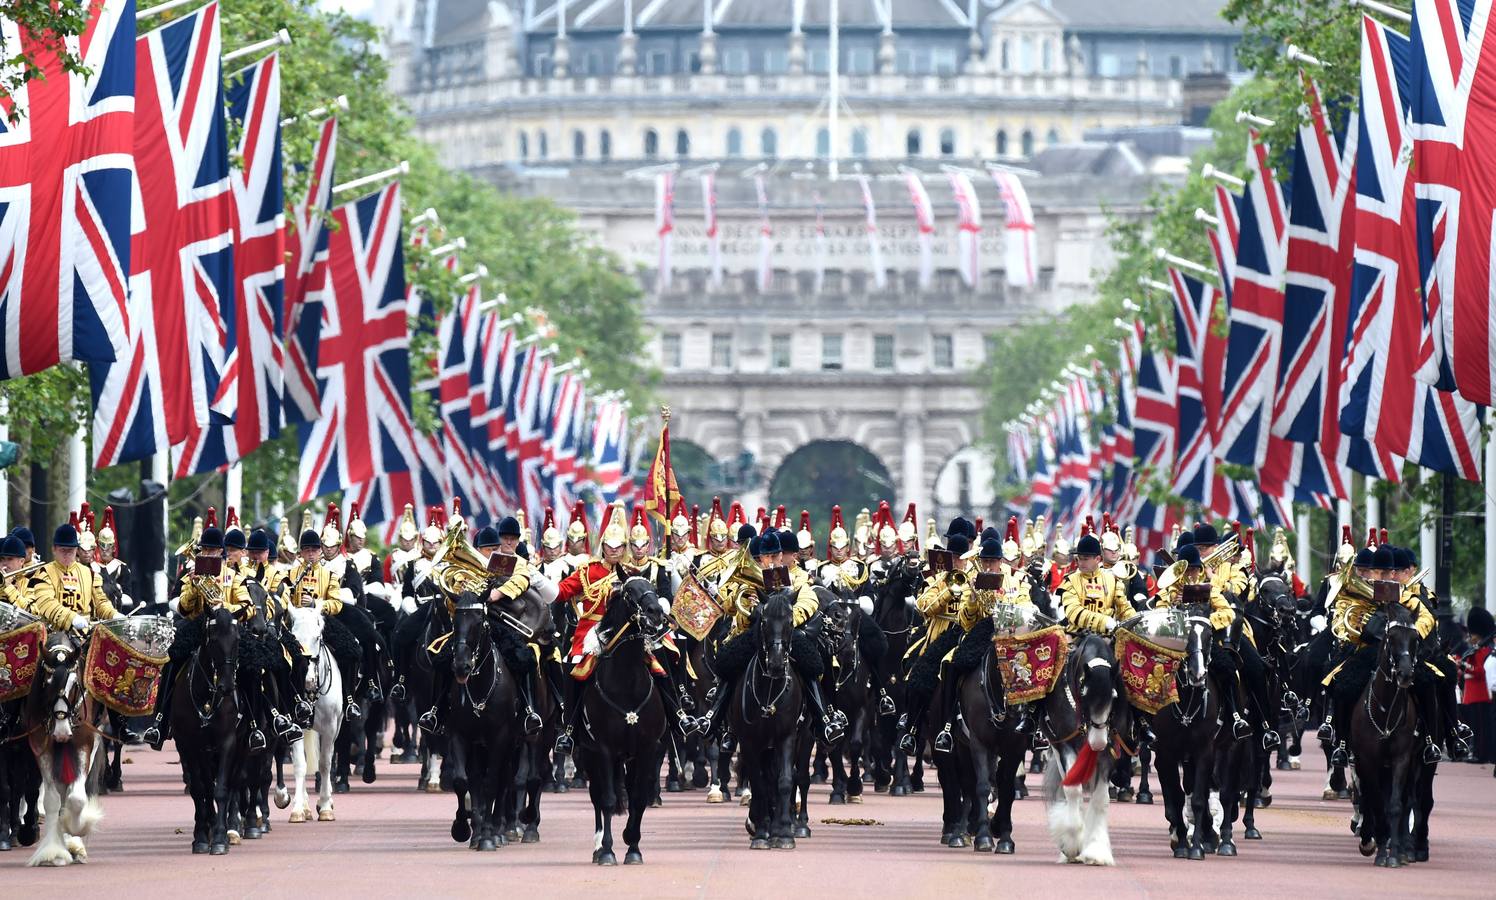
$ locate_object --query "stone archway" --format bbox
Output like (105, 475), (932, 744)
(768, 440), (895, 521)
(932, 445), (1000, 526)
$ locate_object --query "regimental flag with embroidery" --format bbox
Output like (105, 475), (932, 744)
(1343, 13), (1481, 479)
(642, 416), (679, 525)
(93, 1), (233, 466)
(1, 0), (134, 380)
(175, 51), (286, 476)
(296, 182), (409, 502)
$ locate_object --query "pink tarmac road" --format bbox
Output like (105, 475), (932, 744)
(5, 743), (1495, 898)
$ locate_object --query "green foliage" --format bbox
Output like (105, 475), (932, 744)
(2, 0), (654, 537)
(0, 0), (95, 125)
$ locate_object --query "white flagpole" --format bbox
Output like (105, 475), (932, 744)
(225, 462), (244, 520)
(152, 451), (169, 606)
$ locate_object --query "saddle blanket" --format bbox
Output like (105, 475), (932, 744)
(992, 625), (1068, 704)
(1115, 627), (1186, 715)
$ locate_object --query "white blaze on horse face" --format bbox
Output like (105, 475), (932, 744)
(52, 672), (77, 742)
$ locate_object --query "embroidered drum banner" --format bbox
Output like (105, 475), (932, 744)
(991, 625), (1068, 704)
(0, 620), (46, 703)
(83, 620), (170, 716)
(1115, 627), (1187, 715)
(671, 574), (724, 641)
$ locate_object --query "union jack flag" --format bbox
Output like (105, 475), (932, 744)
(1410, 0), (1496, 403)
(1109, 328), (1139, 522)
(283, 116), (337, 424)
(1132, 320), (1177, 507)
(1216, 134), (1287, 469)
(1169, 268), (1220, 507)
(518, 353), (557, 527)
(1025, 432), (1054, 524)
(590, 397), (632, 506)
(92, 1), (233, 466)
(439, 284), (497, 522)
(1342, 14), (1481, 479)
(1, 0), (133, 379)
(470, 312), (514, 510)
(175, 52), (285, 476)
(548, 373), (587, 513)
(297, 182), (409, 502)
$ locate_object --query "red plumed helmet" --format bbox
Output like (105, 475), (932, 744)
(204, 507), (218, 528)
(325, 501), (340, 531)
(1367, 527), (1378, 548)
(728, 502), (746, 526)
(1006, 516), (1020, 543)
(800, 510), (811, 532)
(1379, 527), (1389, 546)
(710, 496), (724, 523)
(226, 506), (239, 529)
(1341, 525), (1352, 545)
(830, 505), (844, 530)
(774, 505), (787, 529)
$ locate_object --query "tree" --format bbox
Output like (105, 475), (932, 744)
(0, 0), (95, 124)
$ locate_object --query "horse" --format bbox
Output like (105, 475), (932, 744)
(729, 590), (805, 850)
(822, 589), (876, 807)
(286, 606), (344, 824)
(575, 576), (669, 865)
(230, 582), (289, 842)
(166, 606), (243, 856)
(1349, 601), (1421, 868)
(0, 695), (41, 852)
(1040, 632), (1128, 866)
(95, 566), (128, 795)
(868, 556), (920, 795)
(23, 635), (104, 867)
(1143, 605), (1222, 860)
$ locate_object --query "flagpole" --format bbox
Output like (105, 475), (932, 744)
(661, 404), (672, 562)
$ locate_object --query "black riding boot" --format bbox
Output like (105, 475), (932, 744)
(554, 679), (584, 754)
(932, 682), (958, 754)
(899, 692), (931, 754)
(868, 656), (896, 717)
(418, 667), (451, 735)
(519, 668), (544, 736)
(143, 659), (178, 750)
(655, 673), (699, 736)
(698, 678), (734, 741)
(804, 678), (846, 743)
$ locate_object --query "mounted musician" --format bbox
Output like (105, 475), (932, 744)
(1057, 532), (1135, 638)
(815, 506), (895, 717)
(898, 517), (976, 754)
(25, 523), (119, 640)
(948, 526), (1046, 733)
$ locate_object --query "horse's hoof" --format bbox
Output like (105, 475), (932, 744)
(794, 825), (811, 839)
(1337, 789), (1352, 800)
(1245, 827), (1263, 840)
(911, 781), (924, 793)
(973, 835), (993, 852)
(1016, 784), (1029, 800)
(1216, 841), (1237, 857)
(0, 839), (11, 851)
(1173, 846), (1189, 859)
(739, 793), (752, 807)
(288, 810), (307, 824)
(624, 849), (643, 865)
(1321, 789), (1339, 801)
(848, 795), (863, 804)
(596, 850), (618, 866)
(1135, 790), (1153, 805)
(554, 782), (569, 794)
(828, 792), (845, 805)
(1116, 787), (1135, 803)
(504, 828), (522, 843)
(227, 830), (241, 846)
(996, 839), (1015, 855)
(362, 766), (376, 785)
(1253, 795), (1270, 808)
(317, 809), (336, 822)
(522, 827), (539, 844)
(749, 838), (771, 850)
(650, 796), (663, 809)
(890, 785), (908, 797)
(333, 778), (351, 795)
(1386, 855), (1402, 869)
(667, 778), (683, 793)
(477, 838), (497, 851)
(245, 827), (262, 840)
(191, 841), (209, 855)
(274, 786), (290, 809)
(707, 787), (724, 804)
(209, 843), (228, 856)
(1413, 849), (1429, 863)
(452, 819), (472, 843)
(772, 836), (796, 850)
(1374, 853), (1389, 867)
(947, 835), (968, 849)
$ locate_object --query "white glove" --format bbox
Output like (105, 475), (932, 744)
(118, 592), (135, 609)
(582, 625), (603, 657)
(338, 586), (357, 607)
(1100, 615), (1118, 633)
(71, 614), (89, 631)
(1309, 614), (1327, 634)
(168, 597), (181, 615)
(857, 596), (874, 616)
(363, 582), (388, 601)
(399, 596), (417, 616)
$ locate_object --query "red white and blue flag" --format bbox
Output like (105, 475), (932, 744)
(438, 283), (497, 522)
(1342, 14), (1481, 479)
(296, 182), (409, 501)
(1169, 268), (1220, 507)
(1, 0), (134, 380)
(92, 1), (233, 466)
(283, 116), (338, 424)
(175, 52), (286, 476)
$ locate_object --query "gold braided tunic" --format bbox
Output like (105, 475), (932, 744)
(915, 570), (963, 647)
(26, 561), (118, 632)
(956, 565), (1035, 632)
(1154, 572), (1234, 631)
(177, 567), (255, 622)
(286, 560), (342, 615)
(1329, 580), (1434, 647)
(1058, 569), (1134, 635)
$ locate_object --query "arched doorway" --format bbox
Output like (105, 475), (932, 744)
(932, 446), (998, 526)
(769, 441), (894, 521)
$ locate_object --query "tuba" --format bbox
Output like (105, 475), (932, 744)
(1328, 557), (1377, 643)
(430, 526), (493, 599)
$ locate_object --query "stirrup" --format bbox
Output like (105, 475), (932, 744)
(366, 679), (384, 702)
(285, 723), (304, 741)
(677, 686), (696, 713)
(554, 729), (575, 754)
(1450, 737), (1472, 761)
(1261, 728), (1281, 751)
(896, 712), (910, 731)
(1421, 738), (1442, 766)
(249, 729), (267, 752)
(898, 731), (917, 754)
(273, 712), (294, 736)
(523, 707), (543, 736)
(823, 717), (846, 744)
(346, 699), (362, 721)
(143, 722), (165, 751)
(879, 693), (896, 717)
(390, 681), (406, 701)
(1230, 714), (1251, 741)
(1454, 721), (1475, 742)
(1330, 743), (1349, 767)
(933, 724), (954, 754)
(417, 708), (440, 734)
(1316, 721), (1335, 744)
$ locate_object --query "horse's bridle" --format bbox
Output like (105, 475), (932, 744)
(188, 613), (238, 726)
(452, 602), (498, 713)
(44, 646), (85, 726)
(1366, 621), (1417, 738)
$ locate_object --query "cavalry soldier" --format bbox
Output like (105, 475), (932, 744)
(551, 512), (694, 754)
(536, 508), (576, 583)
(698, 530), (847, 744)
(1322, 544), (1434, 766)
(563, 501), (591, 567)
(26, 522), (118, 637)
(899, 521), (974, 753)
(947, 531), (1046, 732)
(93, 508), (135, 612)
(286, 528), (364, 726)
(796, 510), (818, 571)
(1391, 545), (1471, 761)
(666, 500), (696, 580)
(319, 503), (387, 715)
(1102, 526), (1150, 607)
(1057, 533), (1135, 636)
(697, 497), (733, 571)
(1152, 544), (1252, 738)
(10, 526), (38, 564)
(1192, 522), (1280, 748)
(345, 504), (383, 589)
(897, 503), (920, 559)
(625, 508), (662, 575)
(384, 504), (423, 585)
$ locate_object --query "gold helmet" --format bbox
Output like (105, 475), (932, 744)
(670, 498), (690, 538)
(1334, 524), (1355, 567)
(541, 506), (563, 550)
(629, 507), (650, 548)
(875, 501), (897, 547)
(566, 501), (590, 551)
(1001, 516), (1021, 563)
(320, 501), (341, 548)
(1052, 537), (1071, 561)
(1122, 525), (1139, 562)
(98, 506), (118, 550)
(516, 509), (532, 547)
(422, 505), (445, 544)
(347, 501), (367, 541)
(853, 507), (872, 549)
(600, 502), (627, 550)
(397, 503), (419, 543)
(828, 505), (850, 550)
(708, 497), (729, 540)
(924, 516), (942, 552)
(897, 502), (918, 547)
(280, 514), (298, 557)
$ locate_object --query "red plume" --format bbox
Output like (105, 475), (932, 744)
(774, 505), (787, 529)
(1245, 527), (1256, 564)
(904, 502), (917, 526)
(1006, 516), (1019, 543)
(451, 497), (463, 519)
(974, 517), (984, 537)
(1367, 527), (1378, 549)
(1379, 527), (1389, 546)
(830, 505), (844, 530)
(1341, 524), (1352, 545)
(325, 501), (339, 531)
(542, 506), (556, 532)
(226, 506), (239, 528)
(800, 510), (811, 532)
(728, 502), (745, 526)
(205, 507), (218, 528)
(690, 504), (700, 546)
(710, 496), (724, 522)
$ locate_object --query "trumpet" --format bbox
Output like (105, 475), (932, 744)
(1, 560), (46, 585)
(1199, 534), (1241, 570)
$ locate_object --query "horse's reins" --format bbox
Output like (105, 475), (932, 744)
(588, 593), (659, 727)
(453, 610), (498, 714)
(187, 620), (239, 726)
(1171, 615), (1213, 728)
(1365, 622), (1415, 739)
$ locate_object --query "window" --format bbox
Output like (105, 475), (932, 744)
(661, 333), (682, 369)
(897, 47), (920, 74)
(932, 333), (954, 370)
(572, 129), (585, 159)
(537, 131), (549, 159)
(722, 48), (750, 75)
(726, 127), (743, 157)
(761, 127), (778, 158)
(532, 51), (552, 78)
(763, 47), (788, 74)
(518, 132), (529, 161)
(1021, 129), (1034, 157)
(581, 52), (602, 76)
(643, 128), (659, 159)
(1170, 55), (1182, 77)
(848, 47), (874, 74)
(646, 50), (670, 75)
(995, 129), (1008, 156)
(816, 127), (830, 159)
(1000, 39), (1010, 71)
(822, 333), (844, 370)
(809, 48), (830, 74)
(711, 332), (733, 369)
(687, 51), (702, 74)
(1042, 40), (1053, 72)
(873, 334), (895, 371)
(906, 128), (922, 157)
(851, 127), (868, 158)
(676, 128), (690, 158)
(770, 334), (792, 370)
(939, 127), (956, 157)
(599, 129), (612, 160)
(931, 47), (958, 75)
(1019, 37), (1033, 73)
(1046, 127), (1060, 147)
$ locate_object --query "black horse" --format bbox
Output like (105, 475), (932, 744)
(730, 591), (805, 850)
(954, 629), (1031, 854)
(0, 695), (41, 852)
(822, 590), (879, 806)
(170, 606), (243, 855)
(868, 556), (920, 795)
(1349, 601), (1421, 868)
(445, 590), (524, 852)
(1145, 604), (1222, 860)
(576, 576), (669, 865)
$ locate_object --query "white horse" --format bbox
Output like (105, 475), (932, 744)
(1042, 635), (1124, 867)
(286, 608), (344, 824)
(26, 641), (104, 867)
